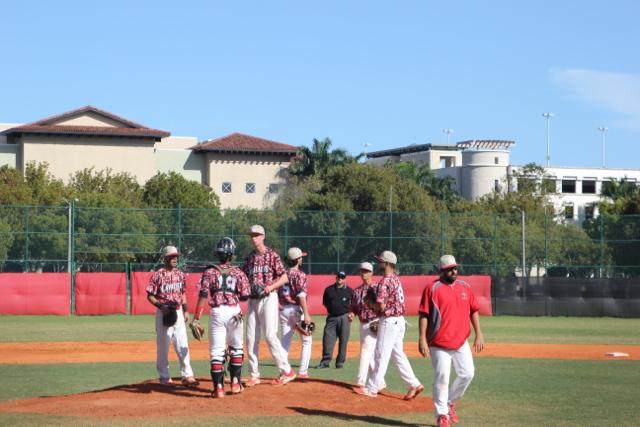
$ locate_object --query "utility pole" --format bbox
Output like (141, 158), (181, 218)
(442, 128), (454, 145)
(598, 126), (608, 167)
(542, 112), (553, 167)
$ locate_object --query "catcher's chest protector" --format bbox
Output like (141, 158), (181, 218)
(213, 266), (237, 293)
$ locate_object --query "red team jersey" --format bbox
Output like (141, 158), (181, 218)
(418, 279), (480, 350)
(243, 246), (286, 290)
(198, 264), (250, 308)
(374, 274), (405, 317)
(278, 268), (308, 306)
(351, 284), (379, 324)
(146, 268), (186, 305)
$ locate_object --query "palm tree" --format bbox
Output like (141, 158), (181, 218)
(389, 161), (460, 203)
(290, 138), (360, 178)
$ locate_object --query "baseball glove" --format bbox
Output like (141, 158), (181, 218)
(161, 302), (178, 327)
(232, 312), (244, 323)
(249, 284), (267, 299)
(189, 319), (205, 341)
(369, 319), (380, 336)
(295, 320), (316, 336)
(363, 287), (377, 307)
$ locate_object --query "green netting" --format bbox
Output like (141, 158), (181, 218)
(1, 205), (640, 277)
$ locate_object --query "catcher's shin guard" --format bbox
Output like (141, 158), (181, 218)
(210, 358), (225, 390)
(228, 347), (244, 386)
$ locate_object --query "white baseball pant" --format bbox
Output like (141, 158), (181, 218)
(365, 316), (421, 393)
(155, 306), (194, 381)
(246, 292), (292, 378)
(356, 321), (378, 386)
(279, 305), (312, 375)
(208, 305), (243, 361)
(430, 341), (475, 416)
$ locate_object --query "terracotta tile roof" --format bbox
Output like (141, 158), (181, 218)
(1, 105), (170, 139)
(192, 132), (297, 155)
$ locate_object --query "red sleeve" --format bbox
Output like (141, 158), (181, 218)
(376, 280), (388, 304)
(146, 272), (159, 295)
(418, 284), (431, 315)
(272, 252), (285, 277)
(236, 270), (251, 298)
(180, 271), (187, 294)
(350, 289), (360, 314)
(468, 287), (480, 313)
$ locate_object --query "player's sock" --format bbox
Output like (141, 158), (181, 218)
(211, 361), (225, 390)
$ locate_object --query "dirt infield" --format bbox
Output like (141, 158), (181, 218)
(0, 341), (637, 365)
(0, 377), (432, 419)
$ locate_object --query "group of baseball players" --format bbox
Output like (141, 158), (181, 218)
(146, 224), (485, 427)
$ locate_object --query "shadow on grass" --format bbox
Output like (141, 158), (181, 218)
(288, 407), (427, 426)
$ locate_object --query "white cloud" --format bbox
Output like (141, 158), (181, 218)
(551, 68), (640, 130)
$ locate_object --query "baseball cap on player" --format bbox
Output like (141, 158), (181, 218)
(163, 245), (180, 258)
(337, 271), (347, 279)
(374, 250), (397, 265)
(359, 262), (374, 272)
(249, 224), (265, 235)
(439, 254), (460, 271)
(287, 247), (308, 260)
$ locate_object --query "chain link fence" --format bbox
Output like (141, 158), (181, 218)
(2, 204), (640, 278)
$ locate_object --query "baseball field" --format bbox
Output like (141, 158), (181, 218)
(1, 315), (639, 427)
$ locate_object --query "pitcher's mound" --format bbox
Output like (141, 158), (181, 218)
(0, 377), (432, 418)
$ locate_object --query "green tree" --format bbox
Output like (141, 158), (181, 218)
(142, 172), (220, 209)
(388, 161), (460, 205)
(290, 138), (362, 178)
(0, 165), (32, 205)
(68, 167), (142, 207)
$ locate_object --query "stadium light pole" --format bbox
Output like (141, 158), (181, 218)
(442, 128), (454, 145)
(598, 126), (608, 167)
(542, 113), (554, 167)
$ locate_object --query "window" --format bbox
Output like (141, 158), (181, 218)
(542, 178), (556, 193)
(601, 180), (614, 195)
(494, 179), (500, 192)
(564, 205), (574, 219)
(561, 179), (576, 193)
(517, 177), (535, 193)
(582, 180), (596, 194)
(268, 183), (279, 194)
(494, 157), (499, 165)
(222, 182), (232, 193)
(585, 205), (595, 220)
(245, 183), (256, 193)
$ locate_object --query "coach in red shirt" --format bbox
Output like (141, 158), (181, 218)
(418, 255), (485, 427)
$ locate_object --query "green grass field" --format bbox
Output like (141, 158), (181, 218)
(1, 315), (639, 426)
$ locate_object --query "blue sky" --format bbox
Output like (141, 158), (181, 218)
(2, 1), (639, 168)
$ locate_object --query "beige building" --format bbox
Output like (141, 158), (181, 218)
(192, 133), (297, 209)
(366, 143), (462, 168)
(1, 106), (169, 184)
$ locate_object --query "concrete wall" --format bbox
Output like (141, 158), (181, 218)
(20, 134), (157, 184)
(154, 136), (203, 183)
(204, 152), (290, 209)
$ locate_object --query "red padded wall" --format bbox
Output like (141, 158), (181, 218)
(75, 273), (126, 315)
(0, 273), (71, 315)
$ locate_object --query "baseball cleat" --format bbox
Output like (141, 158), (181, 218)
(353, 386), (377, 397)
(272, 370), (297, 386)
(244, 377), (261, 387)
(379, 382), (387, 391)
(212, 386), (225, 398)
(448, 403), (459, 424)
(297, 372), (310, 379)
(159, 377), (174, 385)
(404, 384), (425, 400)
(181, 376), (199, 387)
(231, 379), (244, 394)
(436, 415), (450, 427)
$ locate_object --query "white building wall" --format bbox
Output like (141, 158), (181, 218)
(154, 136), (203, 183)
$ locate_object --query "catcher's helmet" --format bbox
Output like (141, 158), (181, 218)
(216, 237), (236, 263)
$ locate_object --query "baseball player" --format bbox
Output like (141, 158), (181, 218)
(354, 250), (424, 400)
(349, 262), (385, 391)
(278, 247), (313, 378)
(244, 225), (296, 386)
(191, 237), (250, 398)
(418, 255), (485, 427)
(146, 245), (198, 387)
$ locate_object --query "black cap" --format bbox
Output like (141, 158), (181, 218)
(337, 271), (346, 279)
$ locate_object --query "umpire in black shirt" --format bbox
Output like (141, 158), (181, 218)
(317, 271), (353, 369)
